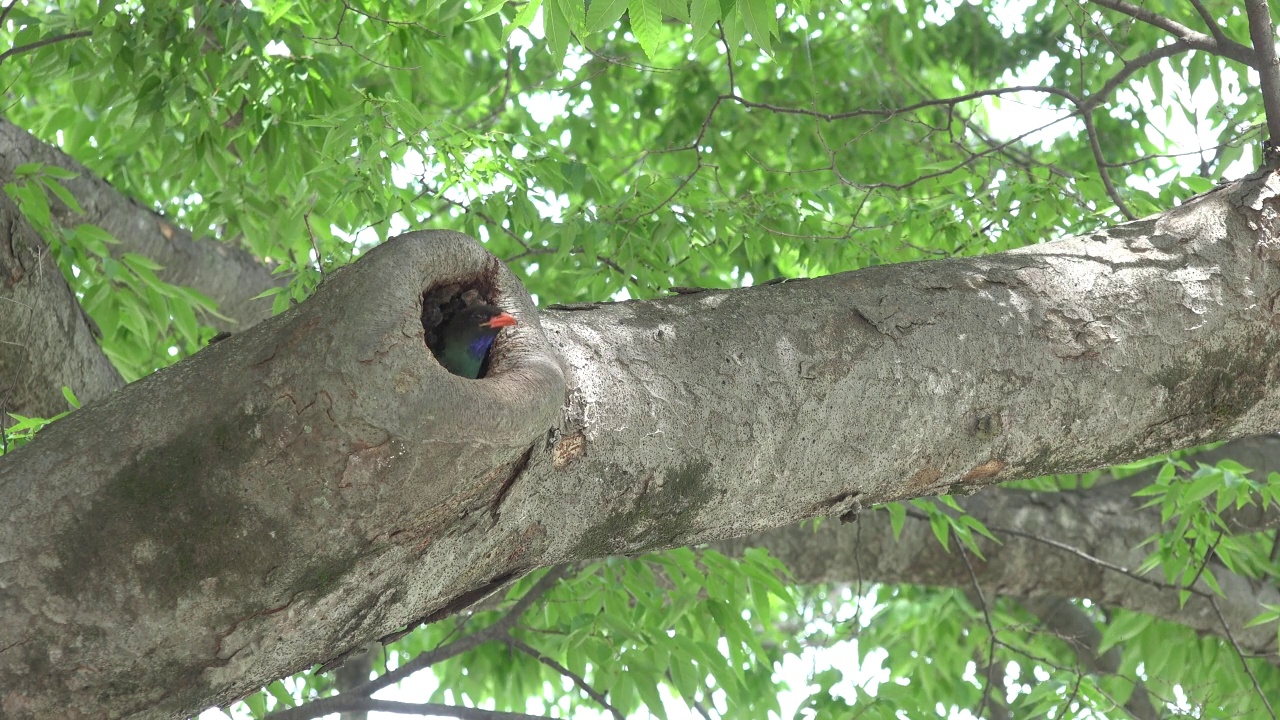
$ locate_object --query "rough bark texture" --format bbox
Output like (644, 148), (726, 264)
(0, 231), (565, 719)
(0, 190), (122, 421)
(3, 171), (1280, 718)
(0, 119), (284, 336)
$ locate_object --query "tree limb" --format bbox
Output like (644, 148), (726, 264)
(0, 29), (91, 64)
(268, 567), (570, 720)
(8, 174), (1280, 717)
(0, 190), (122, 419)
(271, 697), (552, 720)
(1087, 0), (1257, 68)
(1244, 0), (1280, 162)
(0, 120), (285, 334)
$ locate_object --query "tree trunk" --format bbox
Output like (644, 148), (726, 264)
(3, 172), (1280, 718)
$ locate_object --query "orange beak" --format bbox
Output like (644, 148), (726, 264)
(483, 312), (518, 329)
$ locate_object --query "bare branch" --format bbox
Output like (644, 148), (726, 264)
(1081, 110), (1137, 220)
(1087, 0), (1257, 67)
(0, 0), (18, 28)
(267, 567), (571, 720)
(1244, 0), (1280, 161)
(273, 697), (552, 720)
(507, 637), (624, 720)
(956, 537), (1000, 720)
(1022, 597), (1159, 720)
(1210, 596), (1279, 719)
(0, 29), (91, 65)
(1187, 0), (1230, 46)
(361, 566), (569, 695)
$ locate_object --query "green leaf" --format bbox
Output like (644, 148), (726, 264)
(552, 0), (586, 31)
(1097, 611), (1154, 656)
(38, 166), (80, 180)
(506, 0), (543, 40)
(545, 0), (572, 64)
(690, 0), (718, 43)
(886, 501), (906, 539)
(736, 0), (774, 53)
(928, 511), (949, 551)
(172, 297), (199, 344)
(120, 252), (165, 272)
(40, 176), (83, 215)
(587, 0), (629, 32)
(1245, 604), (1280, 628)
(265, 680), (294, 708)
(958, 514), (1000, 544)
(656, 0), (690, 22)
(629, 0), (662, 59)
(468, 0), (508, 21)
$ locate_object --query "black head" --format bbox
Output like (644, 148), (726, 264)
(456, 304), (518, 331)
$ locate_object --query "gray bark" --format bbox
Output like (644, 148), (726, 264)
(3, 170), (1280, 718)
(0, 119), (284, 337)
(0, 190), (122, 422)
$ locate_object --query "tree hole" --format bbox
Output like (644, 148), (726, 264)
(423, 283), (511, 379)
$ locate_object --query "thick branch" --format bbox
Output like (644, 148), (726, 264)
(0, 231), (566, 719)
(1087, 0), (1257, 68)
(0, 119), (284, 333)
(1244, 0), (1280, 157)
(7, 174), (1280, 717)
(0, 190), (122, 420)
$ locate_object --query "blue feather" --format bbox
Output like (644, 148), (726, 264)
(468, 334), (497, 359)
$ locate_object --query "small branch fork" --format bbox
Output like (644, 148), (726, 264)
(263, 566), (617, 720)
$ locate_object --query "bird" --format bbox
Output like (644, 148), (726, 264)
(433, 304), (517, 378)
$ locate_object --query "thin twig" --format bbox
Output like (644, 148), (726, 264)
(719, 21), (736, 96)
(267, 566), (570, 720)
(1208, 596), (1278, 719)
(271, 697), (551, 720)
(507, 637), (624, 720)
(0, 0), (18, 28)
(955, 533), (999, 720)
(904, 509), (1206, 595)
(1183, 531), (1224, 592)
(302, 210), (325, 279)
(1081, 111), (1136, 220)
(0, 29), (92, 65)
(361, 566), (568, 694)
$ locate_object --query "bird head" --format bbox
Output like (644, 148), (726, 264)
(434, 303), (519, 378)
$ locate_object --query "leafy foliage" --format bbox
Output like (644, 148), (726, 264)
(4, 0), (1279, 717)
